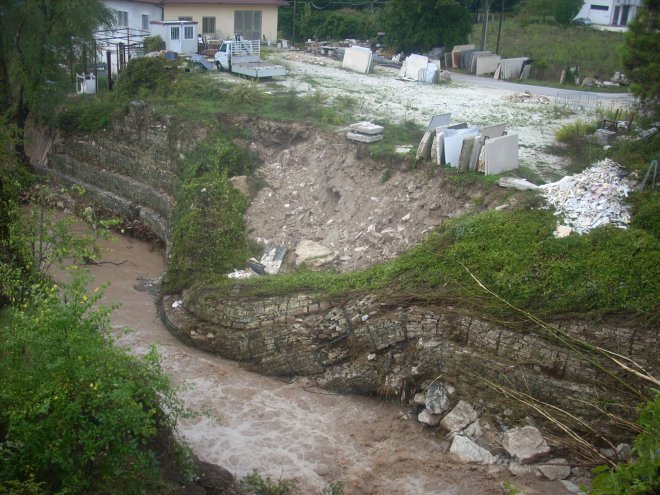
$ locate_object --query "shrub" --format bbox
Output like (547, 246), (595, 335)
(555, 119), (597, 147)
(0, 274), (190, 494)
(143, 35), (165, 54)
(590, 392), (660, 495)
(164, 172), (250, 293)
(115, 57), (179, 98)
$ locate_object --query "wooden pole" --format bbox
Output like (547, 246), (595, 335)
(292, 0), (296, 46)
(495, 0), (504, 55)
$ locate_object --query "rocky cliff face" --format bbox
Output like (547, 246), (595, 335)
(160, 287), (656, 440)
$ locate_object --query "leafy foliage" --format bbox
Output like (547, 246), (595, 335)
(590, 392), (660, 495)
(622, 0), (660, 117)
(164, 135), (253, 293)
(55, 94), (128, 133)
(143, 35), (165, 54)
(0, 1), (112, 133)
(380, 0), (473, 53)
(240, 470), (298, 495)
(0, 273), (191, 494)
(115, 57), (180, 98)
(554, 0), (583, 25)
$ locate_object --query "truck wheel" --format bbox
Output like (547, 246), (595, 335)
(216, 62), (223, 72)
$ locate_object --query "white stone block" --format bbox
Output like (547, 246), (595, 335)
(484, 133), (519, 175)
(350, 121), (384, 135)
(347, 132), (383, 143)
(342, 46), (372, 74)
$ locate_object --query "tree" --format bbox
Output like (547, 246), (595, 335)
(622, 0), (660, 117)
(0, 1), (111, 157)
(380, 0), (473, 53)
(554, 0), (582, 25)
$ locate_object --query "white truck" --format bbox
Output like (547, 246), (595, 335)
(214, 39), (286, 78)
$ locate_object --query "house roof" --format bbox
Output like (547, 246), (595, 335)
(161, 0), (289, 6)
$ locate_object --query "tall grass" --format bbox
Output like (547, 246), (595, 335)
(470, 20), (626, 82)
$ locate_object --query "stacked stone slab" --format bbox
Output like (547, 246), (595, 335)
(347, 121), (384, 143)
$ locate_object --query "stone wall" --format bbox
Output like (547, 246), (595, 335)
(27, 101), (189, 243)
(161, 287), (657, 433)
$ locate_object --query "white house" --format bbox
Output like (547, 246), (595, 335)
(575, 0), (644, 27)
(149, 20), (199, 54)
(97, 0), (165, 74)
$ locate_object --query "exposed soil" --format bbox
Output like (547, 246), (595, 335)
(238, 117), (507, 272)
(79, 233), (574, 495)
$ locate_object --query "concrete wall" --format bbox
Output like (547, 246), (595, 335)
(105, 0), (164, 31)
(163, 4), (280, 41)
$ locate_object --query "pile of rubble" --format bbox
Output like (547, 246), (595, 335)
(539, 159), (634, 236)
(504, 91), (552, 104)
(411, 380), (616, 490)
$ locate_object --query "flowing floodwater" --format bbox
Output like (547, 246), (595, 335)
(81, 232), (571, 495)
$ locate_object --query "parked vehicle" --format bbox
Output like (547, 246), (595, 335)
(571, 17), (593, 26)
(214, 38), (286, 78)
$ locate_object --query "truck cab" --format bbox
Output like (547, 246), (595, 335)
(214, 42), (230, 71)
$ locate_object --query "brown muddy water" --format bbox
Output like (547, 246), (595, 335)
(77, 231), (572, 495)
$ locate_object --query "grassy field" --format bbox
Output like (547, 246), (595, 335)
(470, 19), (626, 83)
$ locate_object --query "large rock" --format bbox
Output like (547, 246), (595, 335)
(294, 240), (338, 268)
(425, 382), (451, 415)
(440, 400), (478, 432)
(502, 426), (551, 464)
(418, 408), (441, 426)
(449, 435), (496, 465)
(537, 458), (571, 480)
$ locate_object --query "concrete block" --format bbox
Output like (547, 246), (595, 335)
(347, 132), (383, 143)
(475, 55), (501, 76)
(484, 133), (519, 175)
(468, 51), (491, 73)
(350, 121), (384, 135)
(458, 136), (478, 172)
(402, 54), (429, 80)
(416, 130), (434, 160)
(342, 46), (372, 74)
(482, 123), (507, 140)
(427, 113), (451, 132)
(443, 127), (480, 167)
(468, 137), (483, 171)
(499, 57), (528, 79)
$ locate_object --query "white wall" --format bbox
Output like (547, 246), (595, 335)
(105, 0), (163, 32)
(576, 1), (613, 25)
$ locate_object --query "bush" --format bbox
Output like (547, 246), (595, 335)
(164, 172), (250, 293)
(590, 392), (660, 495)
(0, 274), (190, 494)
(555, 119), (597, 147)
(115, 57), (179, 98)
(143, 35), (165, 54)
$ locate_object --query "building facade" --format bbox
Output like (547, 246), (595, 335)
(575, 0), (644, 27)
(162, 0), (289, 43)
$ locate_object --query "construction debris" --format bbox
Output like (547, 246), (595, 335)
(341, 45), (373, 74)
(227, 243), (287, 279)
(498, 177), (539, 190)
(504, 92), (551, 104)
(539, 159), (633, 235)
(348, 121), (384, 143)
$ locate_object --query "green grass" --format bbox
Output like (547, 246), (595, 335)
(203, 208), (659, 321)
(470, 19), (626, 82)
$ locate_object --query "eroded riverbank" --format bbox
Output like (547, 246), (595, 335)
(73, 231), (574, 495)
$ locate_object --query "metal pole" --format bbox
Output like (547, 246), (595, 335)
(292, 0), (296, 46)
(106, 50), (113, 91)
(495, 0), (504, 55)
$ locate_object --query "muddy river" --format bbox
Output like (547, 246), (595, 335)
(81, 232), (571, 495)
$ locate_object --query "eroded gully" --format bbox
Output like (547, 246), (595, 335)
(80, 232), (570, 495)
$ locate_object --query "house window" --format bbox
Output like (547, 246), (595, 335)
(116, 10), (128, 27)
(184, 26), (194, 40)
(142, 14), (149, 31)
(234, 10), (262, 40)
(590, 4), (609, 10)
(202, 17), (216, 34)
(171, 27), (180, 41)
(179, 16), (192, 21)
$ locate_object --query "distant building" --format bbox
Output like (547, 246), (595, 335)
(161, 0), (289, 43)
(575, 0), (644, 28)
(97, 0), (165, 74)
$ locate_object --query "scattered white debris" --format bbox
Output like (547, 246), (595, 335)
(172, 300), (183, 308)
(227, 269), (257, 279)
(539, 159), (634, 234)
(504, 91), (551, 104)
